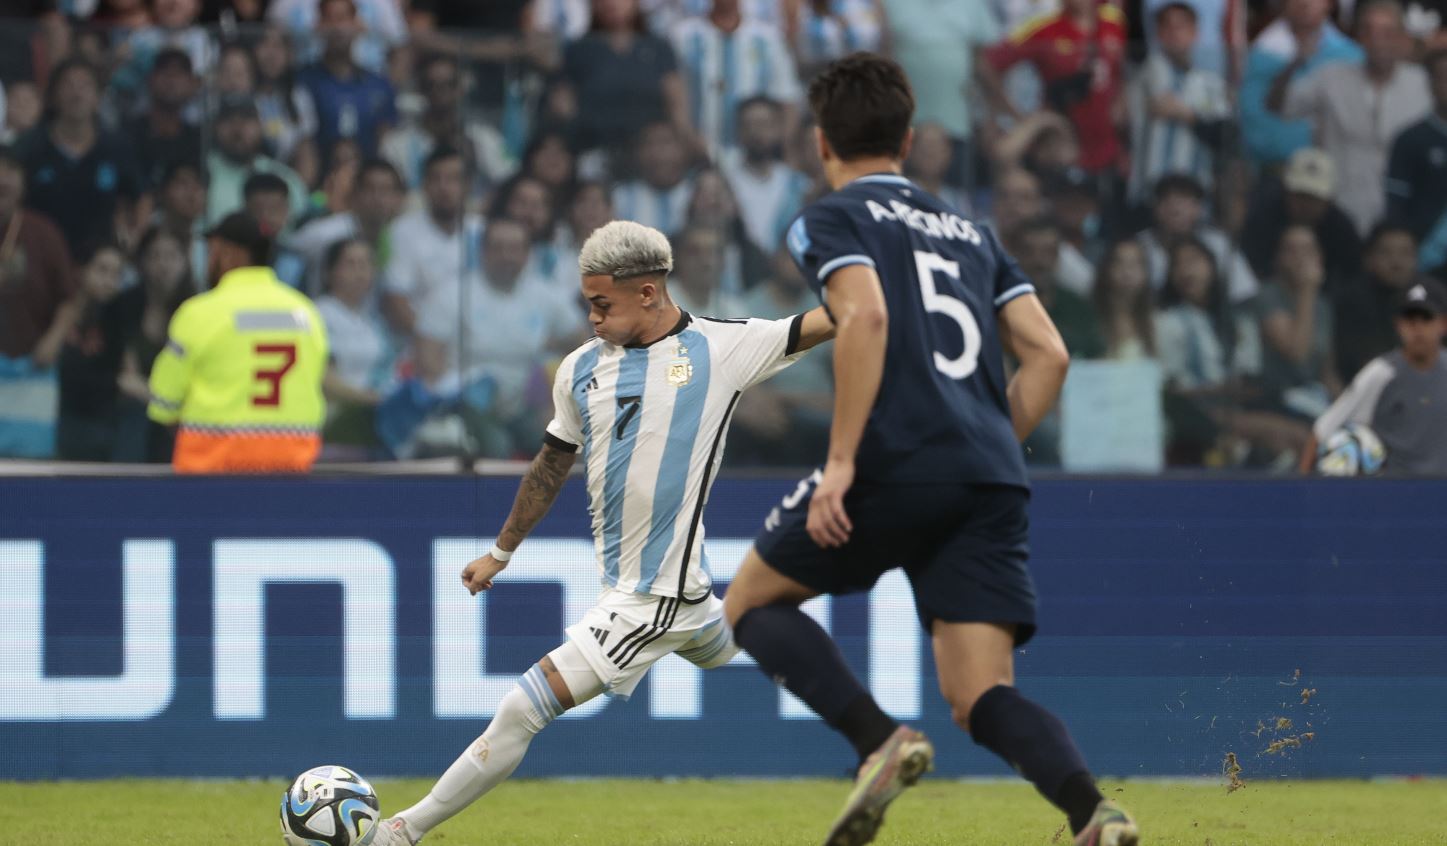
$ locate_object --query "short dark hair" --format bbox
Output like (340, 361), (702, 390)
(1154, 1), (1198, 25)
(150, 47), (194, 75)
(1007, 215), (1061, 247)
(1365, 220), (1417, 252)
(807, 52), (915, 161)
(161, 157), (207, 188)
(243, 171), (290, 200)
(1154, 172), (1207, 202)
(356, 157), (404, 189)
(422, 144), (465, 178)
(323, 237), (371, 277)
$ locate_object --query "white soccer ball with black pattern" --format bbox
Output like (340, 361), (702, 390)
(280, 765), (381, 846)
(1315, 423), (1386, 477)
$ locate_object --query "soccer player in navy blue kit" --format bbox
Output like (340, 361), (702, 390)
(723, 55), (1140, 846)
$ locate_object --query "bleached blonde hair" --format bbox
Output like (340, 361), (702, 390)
(578, 220), (673, 281)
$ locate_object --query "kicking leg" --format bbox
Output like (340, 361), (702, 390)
(376, 642), (605, 844)
(725, 548), (899, 763)
(932, 621), (1135, 844)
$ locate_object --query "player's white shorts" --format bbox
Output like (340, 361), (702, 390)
(564, 587), (737, 699)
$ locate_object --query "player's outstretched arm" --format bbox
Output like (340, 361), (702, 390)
(997, 292), (1070, 442)
(462, 442), (577, 594)
(793, 305), (838, 352)
(810, 265), (888, 548)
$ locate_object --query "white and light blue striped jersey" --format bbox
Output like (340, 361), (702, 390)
(670, 17), (803, 157)
(545, 311), (804, 600)
(611, 178), (696, 238)
(1127, 53), (1231, 205)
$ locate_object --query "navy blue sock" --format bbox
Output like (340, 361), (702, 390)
(733, 605), (898, 761)
(968, 685), (1103, 834)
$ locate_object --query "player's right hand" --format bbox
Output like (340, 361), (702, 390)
(462, 554), (508, 595)
(808, 459), (855, 548)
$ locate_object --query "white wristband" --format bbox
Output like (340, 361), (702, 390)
(490, 545), (513, 562)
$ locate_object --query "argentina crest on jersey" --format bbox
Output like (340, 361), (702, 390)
(667, 340), (693, 387)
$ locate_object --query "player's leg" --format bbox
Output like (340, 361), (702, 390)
(373, 643), (605, 845)
(724, 549), (903, 764)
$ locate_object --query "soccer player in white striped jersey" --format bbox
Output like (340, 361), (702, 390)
(371, 220), (834, 845)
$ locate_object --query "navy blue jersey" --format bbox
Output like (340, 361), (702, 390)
(785, 173), (1034, 488)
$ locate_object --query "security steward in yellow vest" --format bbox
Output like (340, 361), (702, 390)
(147, 212), (328, 473)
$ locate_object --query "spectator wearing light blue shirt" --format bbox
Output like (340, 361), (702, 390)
(1241, 0), (1362, 165)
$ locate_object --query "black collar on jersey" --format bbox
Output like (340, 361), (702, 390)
(624, 308), (691, 349)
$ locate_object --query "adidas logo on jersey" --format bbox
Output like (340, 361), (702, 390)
(583, 377), (599, 392)
(589, 626), (609, 646)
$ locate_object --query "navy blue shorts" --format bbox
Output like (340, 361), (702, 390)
(753, 475), (1037, 646)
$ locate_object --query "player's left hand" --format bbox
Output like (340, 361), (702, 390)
(462, 554), (508, 595)
(807, 459), (855, 548)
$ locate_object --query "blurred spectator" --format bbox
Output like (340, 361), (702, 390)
(380, 145), (481, 335)
(287, 157), (403, 293)
(1140, 0), (1234, 75)
(1006, 216), (1105, 358)
(885, 0), (1008, 180)
(312, 136), (363, 214)
(729, 245), (832, 465)
(1241, 0), (1362, 165)
(533, 0), (593, 42)
(1404, 0), (1447, 53)
(1091, 238), (1156, 360)
(553, 179), (614, 283)
(316, 238), (393, 454)
(644, 0), (785, 34)
(1257, 225), (1341, 420)
(521, 129), (578, 200)
(109, 224), (193, 463)
(490, 172), (571, 292)
(671, 0), (805, 155)
(18, 58), (145, 258)
(1, 80), (42, 143)
(51, 242), (126, 461)
(989, 167), (1094, 295)
(685, 166), (759, 294)
(269, 0), (408, 75)
(214, 41), (258, 100)
(414, 216), (582, 457)
(295, 0), (399, 160)
(0, 1), (67, 85)
(987, 0), (1127, 174)
(207, 99), (310, 223)
(613, 120), (694, 236)
(111, 0), (212, 104)
(785, 0), (886, 76)
(153, 157), (207, 287)
(1136, 173), (1259, 302)
(1154, 236), (1285, 466)
(128, 48), (202, 191)
(1242, 147), (1363, 285)
(147, 211), (329, 473)
(1384, 48), (1447, 274)
(561, 0), (694, 156)
(379, 51), (511, 195)
(1335, 222), (1424, 377)
(669, 224), (746, 316)
(243, 171), (309, 285)
(1312, 277), (1447, 475)
(721, 96), (810, 258)
(1271, 0), (1430, 233)
(253, 26), (320, 164)
(1048, 167), (1106, 265)
(904, 122), (974, 214)
(1127, 1), (1231, 209)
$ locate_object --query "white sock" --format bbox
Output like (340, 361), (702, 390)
(396, 655), (599, 838)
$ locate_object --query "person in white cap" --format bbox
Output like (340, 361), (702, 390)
(1242, 146), (1364, 287)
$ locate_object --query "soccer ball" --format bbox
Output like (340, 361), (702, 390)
(1315, 424), (1386, 477)
(280, 765), (381, 846)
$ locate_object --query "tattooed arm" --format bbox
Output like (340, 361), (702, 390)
(461, 442), (578, 594)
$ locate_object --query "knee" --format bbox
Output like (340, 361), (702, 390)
(942, 680), (1012, 735)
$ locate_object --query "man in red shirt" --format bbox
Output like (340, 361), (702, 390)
(988, 0), (1127, 174)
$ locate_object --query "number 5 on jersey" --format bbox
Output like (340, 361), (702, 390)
(914, 250), (982, 380)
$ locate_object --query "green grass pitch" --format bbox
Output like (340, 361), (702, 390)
(1, 778), (1442, 844)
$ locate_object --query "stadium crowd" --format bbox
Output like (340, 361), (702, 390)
(0, 0), (1443, 471)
